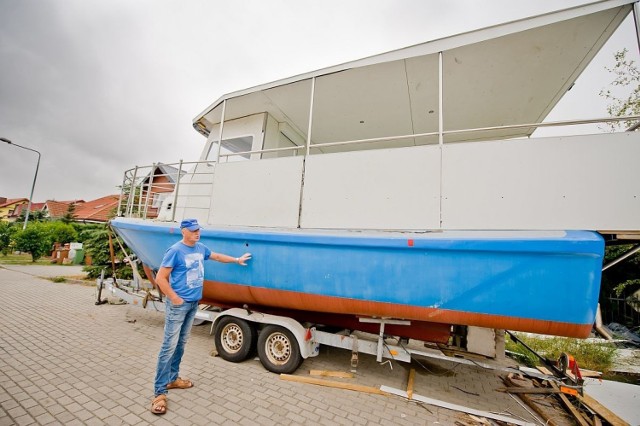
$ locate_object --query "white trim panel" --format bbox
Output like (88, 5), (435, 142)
(209, 157), (304, 227)
(301, 146), (441, 230)
(441, 132), (640, 230)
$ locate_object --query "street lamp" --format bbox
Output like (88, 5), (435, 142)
(0, 137), (41, 230)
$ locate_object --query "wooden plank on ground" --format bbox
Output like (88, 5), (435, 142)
(407, 368), (416, 400)
(536, 366), (554, 376)
(497, 387), (559, 394)
(380, 385), (535, 426)
(309, 370), (354, 379)
(579, 369), (602, 378)
(577, 393), (630, 426)
(280, 374), (387, 395)
(504, 374), (570, 426)
(548, 381), (590, 426)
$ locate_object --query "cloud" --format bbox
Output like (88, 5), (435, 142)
(0, 0), (636, 201)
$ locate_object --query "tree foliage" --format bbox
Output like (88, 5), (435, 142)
(83, 224), (137, 279)
(602, 244), (640, 297)
(47, 222), (78, 245)
(0, 222), (18, 256)
(16, 208), (47, 224)
(599, 48), (640, 131)
(61, 203), (77, 224)
(13, 222), (52, 262)
(598, 49), (640, 304)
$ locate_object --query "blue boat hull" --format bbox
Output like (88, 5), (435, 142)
(110, 218), (604, 338)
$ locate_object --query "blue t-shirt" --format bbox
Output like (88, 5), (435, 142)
(160, 241), (212, 302)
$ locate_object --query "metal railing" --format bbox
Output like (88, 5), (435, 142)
(218, 114), (640, 160)
(117, 161), (216, 220)
(117, 115), (639, 220)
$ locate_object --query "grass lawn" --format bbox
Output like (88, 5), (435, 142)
(0, 252), (61, 265)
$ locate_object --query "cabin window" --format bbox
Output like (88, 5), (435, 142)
(205, 136), (254, 162)
(152, 193), (169, 208)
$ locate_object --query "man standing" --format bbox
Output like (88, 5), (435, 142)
(150, 218), (251, 415)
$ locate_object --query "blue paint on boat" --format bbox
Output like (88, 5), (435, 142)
(111, 218), (604, 331)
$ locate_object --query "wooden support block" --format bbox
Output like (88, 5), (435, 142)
(407, 368), (416, 400)
(309, 370), (354, 379)
(280, 374), (388, 395)
(536, 366), (554, 376)
(579, 369), (602, 378)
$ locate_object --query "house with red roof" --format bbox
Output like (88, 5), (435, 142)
(0, 198), (29, 222)
(41, 200), (84, 220)
(73, 195), (120, 223)
(1, 195), (120, 224)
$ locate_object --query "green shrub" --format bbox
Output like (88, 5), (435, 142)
(48, 221), (77, 245)
(0, 221), (18, 256)
(13, 222), (52, 262)
(82, 225), (140, 280)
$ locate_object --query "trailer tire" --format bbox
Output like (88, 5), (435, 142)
(257, 325), (302, 374)
(214, 316), (255, 363)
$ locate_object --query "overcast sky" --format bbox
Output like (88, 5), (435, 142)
(1, 0), (638, 202)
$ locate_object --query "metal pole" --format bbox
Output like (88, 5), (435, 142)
(116, 173), (128, 217)
(171, 160), (183, 222)
(305, 77), (316, 157)
(0, 137), (41, 229)
(143, 163), (156, 219)
(216, 100), (227, 162)
(602, 244), (640, 272)
(126, 166), (139, 217)
(438, 51), (444, 229)
(633, 2), (640, 57)
(297, 77), (316, 228)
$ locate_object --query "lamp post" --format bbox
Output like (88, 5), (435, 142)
(0, 137), (41, 230)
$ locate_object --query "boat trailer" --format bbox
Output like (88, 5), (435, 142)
(95, 270), (428, 374)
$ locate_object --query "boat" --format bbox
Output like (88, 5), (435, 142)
(111, 0), (640, 342)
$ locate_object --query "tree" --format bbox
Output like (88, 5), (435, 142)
(16, 208), (47, 223)
(598, 48), (640, 320)
(83, 224), (139, 279)
(0, 222), (18, 256)
(13, 222), (52, 262)
(48, 221), (78, 245)
(61, 203), (77, 224)
(599, 48), (640, 131)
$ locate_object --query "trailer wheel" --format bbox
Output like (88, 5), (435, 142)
(257, 325), (302, 374)
(214, 316), (255, 363)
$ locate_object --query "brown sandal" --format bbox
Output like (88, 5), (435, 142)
(166, 377), (194, 390)
(150, 394), (167, 415)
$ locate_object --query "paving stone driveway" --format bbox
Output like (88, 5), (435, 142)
(0, 266), (539, 425)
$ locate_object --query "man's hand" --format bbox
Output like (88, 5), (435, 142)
(237, 253), (252, 266)
(155, 266), (183, 305)
(170, 295), (184, 306)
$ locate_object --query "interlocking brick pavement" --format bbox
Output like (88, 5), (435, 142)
(0, 266), (542, 425)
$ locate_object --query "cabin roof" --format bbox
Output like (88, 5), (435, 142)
(193, 0), (634, 146)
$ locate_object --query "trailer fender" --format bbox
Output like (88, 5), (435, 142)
(212, 308), (320, 359)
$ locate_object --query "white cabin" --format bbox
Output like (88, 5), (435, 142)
(121, 0), (640, 240)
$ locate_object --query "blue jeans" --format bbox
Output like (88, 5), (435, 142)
(153, 300), (199, 396)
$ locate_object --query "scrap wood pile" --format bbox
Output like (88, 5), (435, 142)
(283, 369), (539, 426)
(280, 366), (630, 426)
(499, 372), (629, 426)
